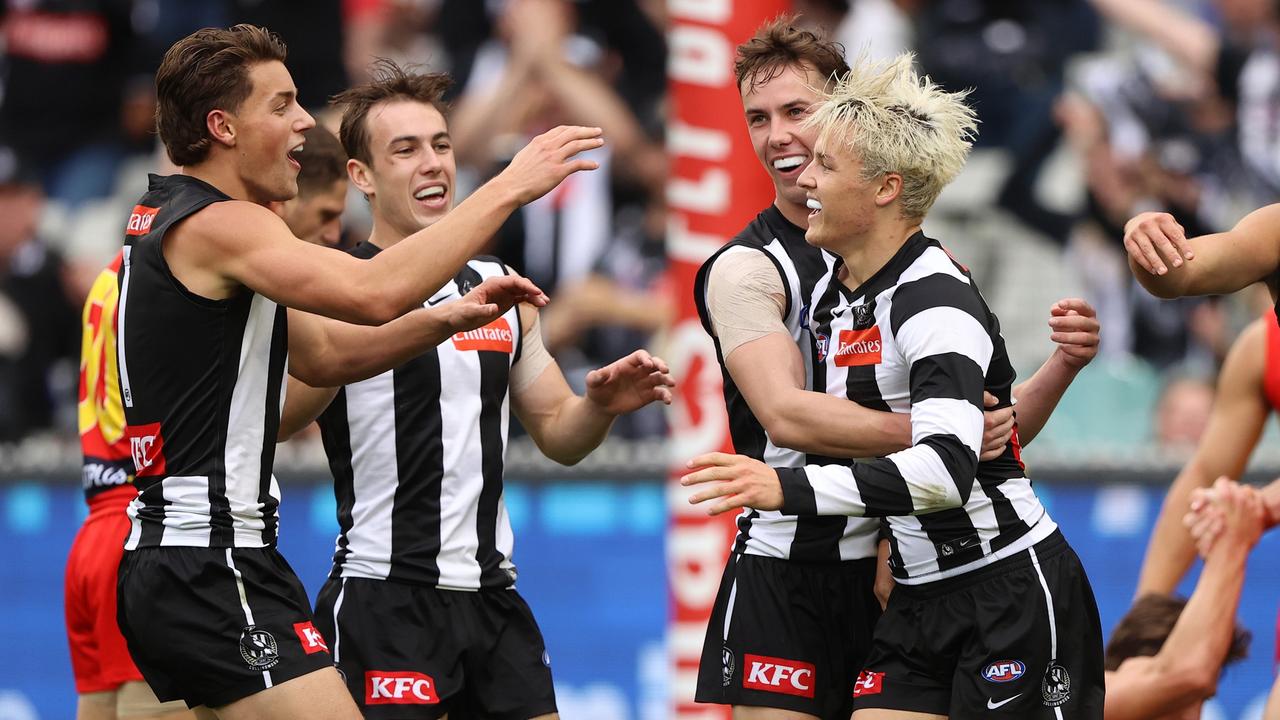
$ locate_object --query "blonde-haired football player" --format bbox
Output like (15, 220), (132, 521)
(684, 55), (1105, 719)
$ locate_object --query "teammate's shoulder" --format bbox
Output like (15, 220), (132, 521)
(707, 245), (783, 287)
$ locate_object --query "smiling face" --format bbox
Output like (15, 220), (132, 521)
(741, 63), (826, 226)
(795, 138), (883, 251)
(354, 99), (455, 238)
(230, 61), (315, 203)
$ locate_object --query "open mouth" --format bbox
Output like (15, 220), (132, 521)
(413, 184), (448, 209)
(772, 155), (807, 176)
(806, 197), (822, 217)
(287, 142), (304, 171)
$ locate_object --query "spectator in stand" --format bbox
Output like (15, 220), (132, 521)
(0, 151), (80, 440)
(1089, 0), (1280, 203)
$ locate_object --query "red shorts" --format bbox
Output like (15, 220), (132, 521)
(65, 485), (144, 693)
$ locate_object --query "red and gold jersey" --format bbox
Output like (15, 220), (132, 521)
(78, 250), (135, 502)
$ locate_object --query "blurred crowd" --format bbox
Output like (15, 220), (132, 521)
(1, 0), (1277, 455)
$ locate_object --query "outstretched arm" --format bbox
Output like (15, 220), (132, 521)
(1106, 479), (1262, 719)
(1012, 298), (1100, 444)
(1124, 205), (1280, 299)
(171, 126), (601, 325)
(1136, 319), (1270, 595)
(512, 304), (674, 465)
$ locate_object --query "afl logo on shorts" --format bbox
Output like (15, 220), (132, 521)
(1041, 662), (1071, 707)
(981, 660), (1025, 683)
(239, 626), (280, 670)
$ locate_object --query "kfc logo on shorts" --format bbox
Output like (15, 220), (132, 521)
(366, 671), (440, 705)
(126, 423), (166, 476)
(125, 205), (160, 236)
(834, 326), (882, 367)
(451, 317), (514, 353)
(742, 654), (816, 698)
(853, 670), (885, 697)
(293, 621), (329, 655)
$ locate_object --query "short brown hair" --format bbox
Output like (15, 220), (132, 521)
(155, 25), (288, 167)
(296, 126), (347, 197)
(1105, 593), (1251, 671)
(331, 59), (453, 166)
(735, 15), (849, 92)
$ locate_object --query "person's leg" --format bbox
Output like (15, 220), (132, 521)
(852, 710), (946, 719)
(115, 680), (196, 720)
(77, 691), (118, 720)
(733, 707), (818, 719)
(208, 667), (360, 720)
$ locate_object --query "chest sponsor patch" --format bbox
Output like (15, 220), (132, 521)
(366, 671), (440, 705)
(451, 317), (514, 353)
(742, 654), (816, 698)
(834, 326), (882, 367)
(125, 205), (160, 236)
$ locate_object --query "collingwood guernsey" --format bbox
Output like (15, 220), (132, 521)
(781, 231), (1056, 584)
(117, 174), (288, 549)
(694, 206), (879, 562)
(318, 246), (522, 590)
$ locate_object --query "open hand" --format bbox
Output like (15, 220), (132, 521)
(445, 275), (546, 334)
(584, 349), (674, 415)
(681, 452), (783, 516)
(501, 125), (604, 205)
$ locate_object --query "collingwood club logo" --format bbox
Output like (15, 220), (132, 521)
(722, 646), (735, 687)
(1041, 662), (1071, 707)
(239, 626), (280, 670)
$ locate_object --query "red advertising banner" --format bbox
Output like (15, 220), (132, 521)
(665, 1), (789, 717)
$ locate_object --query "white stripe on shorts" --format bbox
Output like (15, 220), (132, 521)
(1028, 546), (1062, 720)
(226, 549), (274, 689)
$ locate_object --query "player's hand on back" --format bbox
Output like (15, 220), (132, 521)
(584, 349), (675, 415)
(1124, 211), (1195, 276)
(981, 391), (1014, 461)
(1047, 298), (1100, 370)
(443, 275), (547, 335)
(498, 125), (604, 205)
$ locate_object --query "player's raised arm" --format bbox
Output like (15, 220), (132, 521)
(1125, 205), (1280, 299)
(200, 126), (601, 324)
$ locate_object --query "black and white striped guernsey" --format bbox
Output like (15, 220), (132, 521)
(693, 206), (879, 562)
(318, 245), (523, 591)
(778, 231), (1056, 584)
(117, 174), (289, 549)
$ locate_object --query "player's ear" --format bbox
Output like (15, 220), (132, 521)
(348, 158), (375, 197)
(206, 109), (236, 149)
(875, 172), (903, 208)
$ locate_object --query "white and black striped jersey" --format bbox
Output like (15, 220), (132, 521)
(318, 245), (523, 591)
(118, 174), (288, 549)
(693, 206), (879, 562)
(778, 232), (1056, 584)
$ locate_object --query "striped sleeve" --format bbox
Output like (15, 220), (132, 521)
(777, 273), (990, 517)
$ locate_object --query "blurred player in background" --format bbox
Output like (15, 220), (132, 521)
(272, 126), (349, 248)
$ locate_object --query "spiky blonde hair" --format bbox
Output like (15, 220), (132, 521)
(804, 53), (978, 219)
